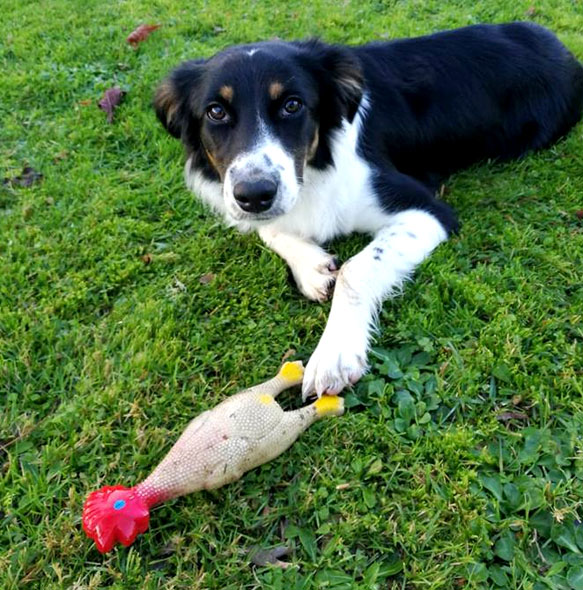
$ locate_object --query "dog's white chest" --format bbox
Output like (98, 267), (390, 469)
(265, 104), (390, 243)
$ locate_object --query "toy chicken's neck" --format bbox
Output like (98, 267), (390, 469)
(134, 481), (168, 507)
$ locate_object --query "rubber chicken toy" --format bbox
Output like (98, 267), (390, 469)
(82, 361), (343, 553)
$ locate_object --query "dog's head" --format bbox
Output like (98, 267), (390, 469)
(154, 40), (363, 223)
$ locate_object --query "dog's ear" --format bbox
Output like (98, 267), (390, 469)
(295, 40), (364, 123)
(154, 60), (206, 139)
(318, 45), (364, 122)
(294, 41), (364, 168)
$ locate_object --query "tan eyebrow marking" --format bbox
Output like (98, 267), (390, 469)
(269, 81), (284, 100)
(219, 85), (234, 102)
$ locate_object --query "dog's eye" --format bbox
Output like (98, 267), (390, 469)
(282, 97), (303, 116)
(206, 103), (229, 122)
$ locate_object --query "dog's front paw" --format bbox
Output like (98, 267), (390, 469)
(302, 330), (368, 399)
(291, 253), (339, 303)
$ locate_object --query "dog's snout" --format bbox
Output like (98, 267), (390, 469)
(233, 179), (278, 213)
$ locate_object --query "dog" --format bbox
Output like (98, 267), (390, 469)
(154, 22), (583, 398)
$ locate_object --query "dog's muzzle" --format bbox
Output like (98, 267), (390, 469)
(233, 178), (278, 213)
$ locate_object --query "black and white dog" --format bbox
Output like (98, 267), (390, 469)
(154, 22), (583, 398)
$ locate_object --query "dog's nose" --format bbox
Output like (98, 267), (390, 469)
(233, 179), (277, 213)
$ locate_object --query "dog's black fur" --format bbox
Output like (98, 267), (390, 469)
(155, 22), (583, 396)
(355, 23), (583, 183)
(156, 22), (583, 232)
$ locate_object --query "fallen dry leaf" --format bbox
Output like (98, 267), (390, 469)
(141, 253), (153, 266)
(126, 24), (161, 47)
(53, 150), (69, 162)
(98, 87), (125, 123)
(3, 166), (43, 188)
(497, 411), (528, 422)
(199, 273), (215, 285)
(575, 210), (583, 220)
(250, 545), (292, 568)
(525, 6), (537, 17)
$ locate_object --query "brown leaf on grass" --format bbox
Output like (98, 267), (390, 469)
(3, 166), (43, 188)
(497, 411), (529, 422)
(575, 210), (583, 220)
(199, 272), (216, 285)
(250, 545), (292, 568)
(525, 6), (537, 17)
(126, 24), (161, 47)
(98, 87), (125, 123)
(141, 253), (153, 265)
(53, 150), (69, 162)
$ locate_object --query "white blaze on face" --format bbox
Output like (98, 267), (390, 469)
(223, 123), (300, 221)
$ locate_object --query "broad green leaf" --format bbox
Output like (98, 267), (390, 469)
(394, 418), (407, 433)
(418, 412), (431, 424)
(367, 458), (383, 476)
(344, 391), (364, 408)
(284, 524), (300, 539)
(298, 528), (317, 561)
(575, 524), (583, 551)
(378, 558), (404, 576)
(489, 565), (510, 586)
(411, 351), (431, 366)
(568, 566), (583, 589)
(397, 391), (415, 422)
(370, 348), (392, 362)
(314, 569), (353, 587)
(492, 363), (512, 382)
(503, 482), (521, 509)
(363, 562), (380, 586)
(518, 430), (543, 464)
(362, 487), (377, 508)
(546, 561), (568, 577)
(395, 346), (413, 366)
(385, 358), (404, 379)
(552, 524), (581, 554)
(466, 562), (489, 583)
(407, 424), (421, 439)
(494, 531), (516, 561)
(530, 511), (553, 538)
(367, 379), (386, 397)
(480, 474), (504, 502)
(426, 394), (440, 411)
(408, 380), (424, 396)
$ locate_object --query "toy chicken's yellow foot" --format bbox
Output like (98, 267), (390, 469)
(83, 361), (344, 553)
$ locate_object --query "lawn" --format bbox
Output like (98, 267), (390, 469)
(1, 0), (583, 588)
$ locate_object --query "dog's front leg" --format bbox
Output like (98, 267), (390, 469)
(258, 227), (339, 302)
(302, 209), (449, 398)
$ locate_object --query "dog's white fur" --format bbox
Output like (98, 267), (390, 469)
(186, 98), (448, 397)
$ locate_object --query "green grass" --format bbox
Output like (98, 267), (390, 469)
(1, 0), (583, 588)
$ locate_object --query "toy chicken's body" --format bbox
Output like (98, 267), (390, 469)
(82, 362), (343, 553)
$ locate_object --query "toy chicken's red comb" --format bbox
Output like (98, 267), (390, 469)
(82, 486), (150, 553)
